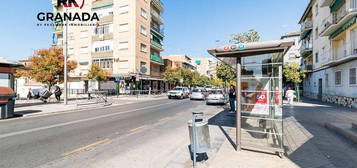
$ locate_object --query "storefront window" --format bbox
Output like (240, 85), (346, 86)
(0, 73), (10, 87)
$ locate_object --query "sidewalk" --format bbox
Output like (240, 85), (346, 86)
(189, 99), (357, 168)
(13, 95), (166, 118)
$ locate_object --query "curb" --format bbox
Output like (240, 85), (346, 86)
(325, 123), (357, 144)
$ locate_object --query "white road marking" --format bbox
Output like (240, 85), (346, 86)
(0, 101), (179, 140)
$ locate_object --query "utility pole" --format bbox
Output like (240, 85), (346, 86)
(64, 8), (68, 105)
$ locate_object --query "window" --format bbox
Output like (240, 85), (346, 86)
(315, 27), (318, 39)
(93, 58), (113, 69)
(335, 71), (342, 86)
(325, 74), (329, 87)
(80, 31), (88, 39)
(352, 28), (357, 55)
(119, 5), (129, 14)
(79, 47), (88, 54)
(140, 26), (147, 36)
(94, 46), (111, 53)
(94, 24), (111, 35)
(119, 60), (129, 69)
(119, 23), (129, 32)
(140, 43), (147, 53)
(315, 52), (319, 63)
(0, 73), (10, 87)
(315, 4), (319, 16)
(119, 41), (128, 50)
(141, 8), (147, 19)
(350, 68), (356, 85)
(68, 48), (74, 55)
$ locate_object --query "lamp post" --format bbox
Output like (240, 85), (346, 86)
(64, 8), (68, 105)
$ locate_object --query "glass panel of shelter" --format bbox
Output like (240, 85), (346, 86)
(239, 53), (283, 152)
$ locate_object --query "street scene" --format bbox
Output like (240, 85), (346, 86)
(1, 0), (357, 168)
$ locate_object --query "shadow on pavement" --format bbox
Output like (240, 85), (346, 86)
(15, 110), (43, 116)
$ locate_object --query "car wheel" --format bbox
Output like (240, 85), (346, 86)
(180, 95), (184, 99)
(168, 96), (171, 99)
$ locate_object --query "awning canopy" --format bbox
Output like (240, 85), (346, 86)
(207, 39), (294, 68)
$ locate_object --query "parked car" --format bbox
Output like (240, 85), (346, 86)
(167, 87), (190, 99)
(206, 89), (228, 105)
(190, 88), (207, 100)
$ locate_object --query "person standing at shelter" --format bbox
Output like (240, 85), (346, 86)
(229, 85), (236, 113)
(27, 88), (33, 102)
(286, 87), (296, 105)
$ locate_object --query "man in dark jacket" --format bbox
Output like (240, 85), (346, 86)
(54, 85), (62, 102)
(229, 85), (236, 113)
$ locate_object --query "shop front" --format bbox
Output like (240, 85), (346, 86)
(208, 39), (294, 156)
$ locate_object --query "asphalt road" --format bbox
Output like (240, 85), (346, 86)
(0, 98), (205, 168)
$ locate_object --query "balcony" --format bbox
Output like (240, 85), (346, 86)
(91, 51), (113, 59)
(300, 43), (313, 58)
(151, 26), (164, 38)
(150, 40), (164, 51)
(97, 15), (113, 24)
(320, 0), (357, 37)
(151, 0), (164, 12)
(300, 20), (313, 40)
(92, 0), (113, 9)
(92, 33), (113, 41)
(322, 52), (357, 67)
(151, 10), (164, 25)
(150, 54), (164, 64)
(321, 0), (335, 7)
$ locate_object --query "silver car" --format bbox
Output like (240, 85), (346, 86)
(167, 87), (190, 99)
(206, 89), (228, 105)
(190, 88), (207, 100)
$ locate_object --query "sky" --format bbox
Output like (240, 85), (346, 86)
(1, 0), (310, 61)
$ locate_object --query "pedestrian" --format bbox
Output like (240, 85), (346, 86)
(54, 85), (62, 102)
(27, 88), (33, 102)
(286, 87), (296, 105)
(229, 85), (236, 113)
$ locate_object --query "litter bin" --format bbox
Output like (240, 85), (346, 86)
(0, 87), (17, 119)
(188, 112), (210, 153)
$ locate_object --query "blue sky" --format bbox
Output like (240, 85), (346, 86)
(1, 0), (309, 61)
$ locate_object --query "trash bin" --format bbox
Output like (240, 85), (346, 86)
(0, 87), (16, 119)
(188, 112), (210, 153)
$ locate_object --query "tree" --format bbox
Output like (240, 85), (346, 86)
(163, 68), (182, 86)
(283, 62), (306, 102)
(15, 47), (77, 88)
(216, 63), (236, 84)
(229, 29), (260, 44)
(211, 77), (224, 87)
(86, 64), (110, 90)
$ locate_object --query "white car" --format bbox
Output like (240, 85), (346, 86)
(206, 89), (228, 105)
(190, 88), (207, 100)
(167, 87), (190, 99)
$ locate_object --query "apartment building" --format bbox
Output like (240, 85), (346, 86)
(161, 55), (197, 71)
(52, 0), (165, 92)
(192, 57), (216, 77)
(300, 0), (357, 108)
(281, 31), (302, 64)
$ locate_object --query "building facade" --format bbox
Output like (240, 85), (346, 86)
(161, 55), (196, 71)
(191, 57), (216, 77)
(281, 31), (302, 64)
(52, 0), (165, 92)
(300, 0), (357, 108)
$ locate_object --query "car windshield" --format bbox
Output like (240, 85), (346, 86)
(173, 88), (183, 91)
(209, 90), (223, 94)
(192, 89), (202, 92)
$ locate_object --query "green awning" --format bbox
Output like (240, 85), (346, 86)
(300, 29), (312, 40)
(329, 17), (357, 39)
(330, 0), (345, 12)
(79, 61), (89, 65)
(151, 31), (163, 41)
(92, 3), (113, 10)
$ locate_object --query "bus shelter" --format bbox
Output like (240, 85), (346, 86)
(208, 39), (294, 156)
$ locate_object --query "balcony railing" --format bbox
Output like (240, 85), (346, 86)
(151, 26), (164, 37)
(301, 20), (313, 31)
(150, 40), (164, 50)
(300, 42), (313, 57)
(151, 10), (164, 25)
(151, 0), (164, 11)
(150, 54), (163, 64)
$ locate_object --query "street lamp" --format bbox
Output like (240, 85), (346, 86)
(64, 8), (68, 105)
